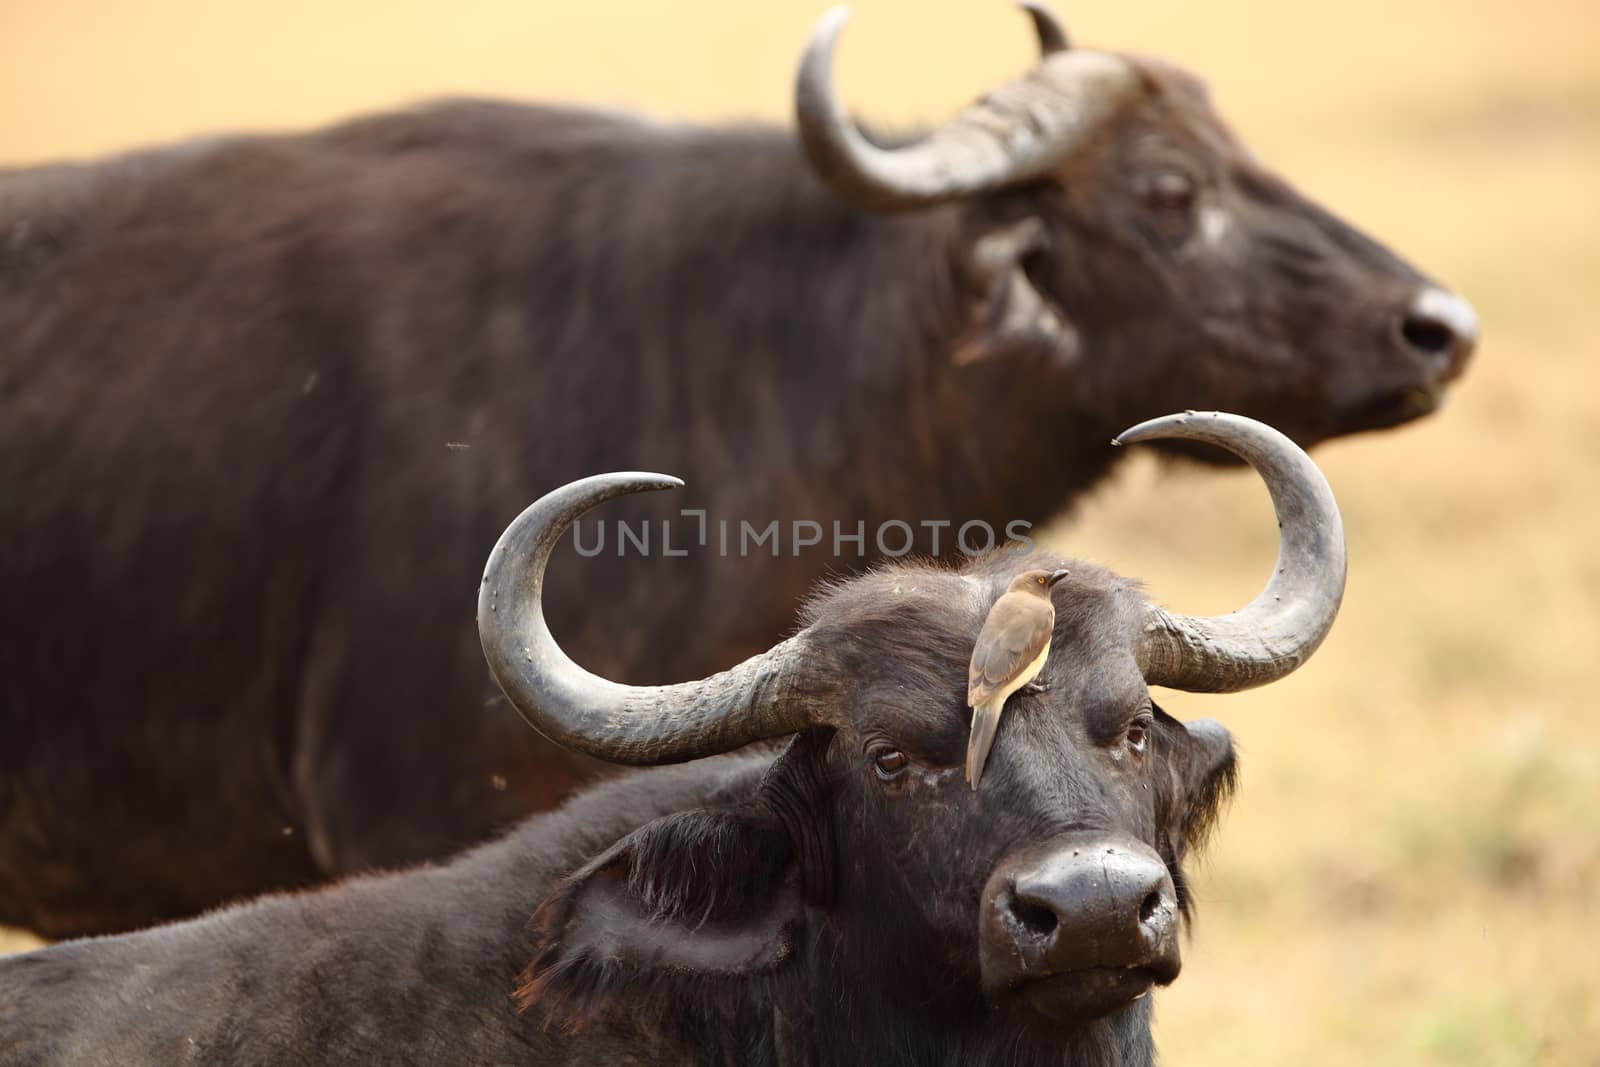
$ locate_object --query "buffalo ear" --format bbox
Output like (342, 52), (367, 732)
(520, 733), (835, 1020)
(952, 216), (1080, 367)
(525, 809), (802, 1002)
(1163, 712), (1237, 859)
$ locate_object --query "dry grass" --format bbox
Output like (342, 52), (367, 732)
(3, 1), (1596, 1062)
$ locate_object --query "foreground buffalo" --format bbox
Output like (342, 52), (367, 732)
(0, 413), (1344, 1065)
(0, 5), (1467, 937)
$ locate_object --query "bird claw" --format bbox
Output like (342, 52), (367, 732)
(1024, 680), (1049, 695)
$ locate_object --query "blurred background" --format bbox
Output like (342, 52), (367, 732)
(3, 0), (1595, 1062)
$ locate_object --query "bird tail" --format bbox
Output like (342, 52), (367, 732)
(966, 700), (1003, 791)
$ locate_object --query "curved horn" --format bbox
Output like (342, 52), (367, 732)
(794, 6), (1138, 211)
(1019, 0), (1071, 55)
(1113, 412), (1347, 693)
(478, 473), (831, 764)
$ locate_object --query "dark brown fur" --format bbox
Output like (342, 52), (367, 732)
(0, 50), (1463, 936)
(0, 552), (1238, 1066)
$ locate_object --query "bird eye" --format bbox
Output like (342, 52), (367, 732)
(1145, 170), (1197, 213)
(1037, 576), (1046, 585)
(872, 748), (909, 781)
(1125, 715), (1153, 756)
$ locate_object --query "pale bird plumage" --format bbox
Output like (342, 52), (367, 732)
(965, 568), (1069, 789)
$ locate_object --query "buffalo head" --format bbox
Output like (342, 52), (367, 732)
(479, 412), (1344, 1049)
(797, 4), (1476, 447)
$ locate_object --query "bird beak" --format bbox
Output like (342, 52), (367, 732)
(1047, 569), (1071, 587)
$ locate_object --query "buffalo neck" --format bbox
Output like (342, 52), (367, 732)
(489, 114), (1128, 546)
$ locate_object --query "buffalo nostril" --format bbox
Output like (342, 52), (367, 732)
(1402, 288), (1479, 373)
(1401, 313), (1456, 356)
(984, 840), (1181, 990)
(1009, 893), (1059, 940)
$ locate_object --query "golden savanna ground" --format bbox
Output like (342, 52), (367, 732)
(3, 1), (1596, 1063)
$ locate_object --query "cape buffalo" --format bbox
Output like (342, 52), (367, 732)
(0, 413), (1344, 1065)
(0, 5), (1467, 937)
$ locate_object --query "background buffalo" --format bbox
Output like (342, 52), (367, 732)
(1, 1), (1596, 1063)
(0, 1), (1475, 940)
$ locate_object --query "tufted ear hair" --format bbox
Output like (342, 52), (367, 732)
(951, 216), (1080, 367)
(518, 731), (837, 1028)
(1170, 715), (1237, 857)
(1148, 706), (1237, 920)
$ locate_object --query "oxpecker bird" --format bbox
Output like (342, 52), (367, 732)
(966, 568), (1071, 789)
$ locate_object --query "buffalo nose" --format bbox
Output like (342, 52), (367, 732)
(983, 838), (1181, 992)
(1400, 288), (1478, 379)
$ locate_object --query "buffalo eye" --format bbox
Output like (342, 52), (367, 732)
(1125, 714), (1153, 756)
(871, 748), (909, 781)
(1145, 170), (1197, 214)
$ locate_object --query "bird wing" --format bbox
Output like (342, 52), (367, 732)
(967, 592), (1055, 708)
